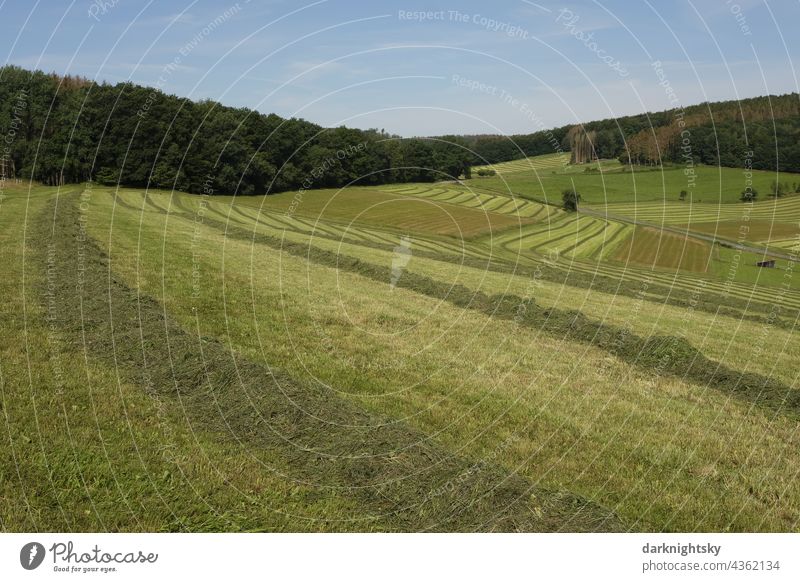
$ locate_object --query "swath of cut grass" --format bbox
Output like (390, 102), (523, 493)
(237, 187), (530, 238)
(92, 187), (800, 531)
(119, 187), (800, 325)
(614, 227), (714, 273)
(35, 191), (621, 532)
(180, 205), (800, 420)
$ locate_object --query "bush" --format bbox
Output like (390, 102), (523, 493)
(562, 188), (580, 211)
(740, 188), (758, 202)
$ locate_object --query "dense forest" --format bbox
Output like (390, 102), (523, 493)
(459, 127), (572, 164)
(588, 93), (800, 171)
(0, 65), (473, 195)
(2, 65), (798, 197)
(464, 93), (800, 172)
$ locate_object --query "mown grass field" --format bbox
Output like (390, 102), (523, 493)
(599, 194), (800, 223)
(240, 186), (532, 238)
(473, 155), (797, 205)
(6, 172), (800, 531)
(472, 152), (570, 175)
(84, 186), (800, 530)
(613, 226), (715, 273)
(3, 168), (800, 533)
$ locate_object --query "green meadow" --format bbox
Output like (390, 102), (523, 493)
(3, 152), (800, 533)
(474, 155), (798, 205)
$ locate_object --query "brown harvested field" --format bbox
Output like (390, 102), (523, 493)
(681, 219), (800, 243)
(237, 187), (531, 238)
(613, 226), (714, 273)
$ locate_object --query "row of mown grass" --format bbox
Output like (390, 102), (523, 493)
(116, 186), (800, 319)
(0, 185), (376, 531)
(82, 186), (800, 531)
(13, 187), (620, 532)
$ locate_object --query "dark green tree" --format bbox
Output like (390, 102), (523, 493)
(562, 188), (580, 211)
(740, 188), (758, 202)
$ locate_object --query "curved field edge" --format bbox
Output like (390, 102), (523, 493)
(30, 190), (621, 532)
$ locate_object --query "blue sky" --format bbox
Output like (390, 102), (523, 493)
(1, 0), (798, 136)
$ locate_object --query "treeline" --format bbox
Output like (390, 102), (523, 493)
(0, 65), (472, 194)
(462, 93), (800, 172)
(4, 65), (798, 194)
(459, 127), (571, 164)
(591, 94), (800, 171)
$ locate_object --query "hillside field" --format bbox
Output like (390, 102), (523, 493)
(473, 156), (798, 205)
(3, 157), (800, 532)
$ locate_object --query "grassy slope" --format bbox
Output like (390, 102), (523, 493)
(468, 154), (800, 283)
(2, 184), (621, 532)
(0, 185), (370, 532)
(4, 171), (800, 532)
(472, 160), (796, 205)
(240, 186), (531, 238)
(75, 185), (800, 531)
